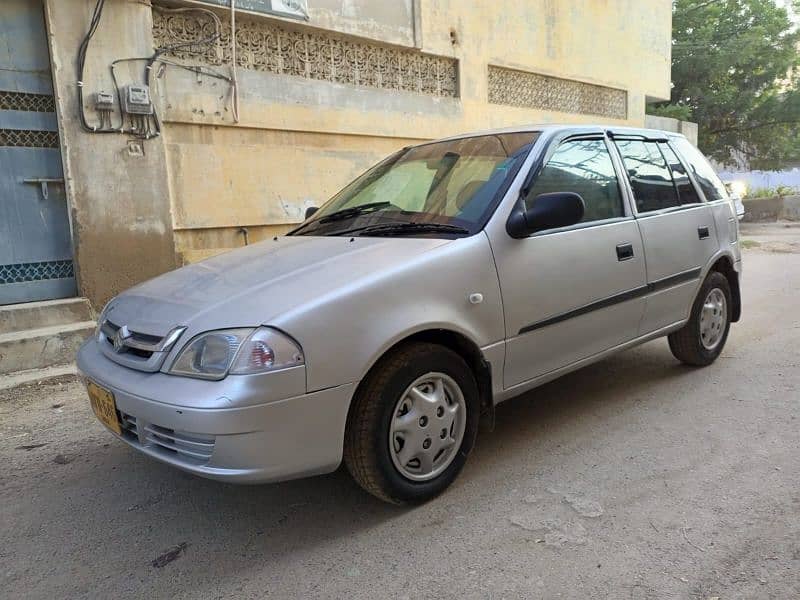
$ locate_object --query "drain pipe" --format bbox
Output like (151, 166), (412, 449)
(230, 0), (240, 123)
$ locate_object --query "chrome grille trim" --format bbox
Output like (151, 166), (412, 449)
(101, 319), (185, 353)
(97, 319), (186, 373)
(142, 425), (214, 450)
(144, 424), (215, 463)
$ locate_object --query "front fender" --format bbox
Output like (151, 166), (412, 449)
(272, 233), (505, 392)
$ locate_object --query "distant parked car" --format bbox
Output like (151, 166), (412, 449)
(78, 125), (742, 504)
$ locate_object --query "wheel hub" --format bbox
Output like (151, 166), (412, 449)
(699, 287), (727, 350)
(388, 372), (466, 482)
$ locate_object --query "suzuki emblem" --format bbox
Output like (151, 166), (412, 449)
(112, 325), (132, 353)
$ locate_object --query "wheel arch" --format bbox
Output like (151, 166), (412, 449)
(349, 328), (495, 431)
(708, 255), (741, 322)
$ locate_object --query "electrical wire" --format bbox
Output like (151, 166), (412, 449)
(110, 55), (232, 139)
(140, 5), (227, 137)
(77, 0), (119, 133)
(78, 2), (234, 138)
(148, 4), (239, 124)
(149, 6), (223, 59)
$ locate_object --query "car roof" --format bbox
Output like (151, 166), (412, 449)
(432, 124), (686, 143)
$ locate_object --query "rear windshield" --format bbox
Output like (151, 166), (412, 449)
(671, 137), (728, 202)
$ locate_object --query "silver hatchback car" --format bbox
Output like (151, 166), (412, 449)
(78, 125), (742, 504)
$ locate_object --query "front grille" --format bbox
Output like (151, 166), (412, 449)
(118, 411), (215, 466)
(102, 320), (157, 359)
(98, 319), (186, 373)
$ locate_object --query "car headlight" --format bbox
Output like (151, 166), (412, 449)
(169, 327), (304, 380)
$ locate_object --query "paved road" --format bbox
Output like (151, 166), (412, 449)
(2, 226), (799, 599)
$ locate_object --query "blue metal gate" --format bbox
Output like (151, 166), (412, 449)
(0, 0), (75, 305)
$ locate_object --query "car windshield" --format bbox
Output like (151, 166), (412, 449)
(290, 132), (539, 237)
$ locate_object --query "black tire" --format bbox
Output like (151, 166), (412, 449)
(343, 342), (480, 505)
(668, 271), (732, 366)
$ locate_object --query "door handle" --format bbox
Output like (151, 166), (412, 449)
(616, 243), (634, 261)
(22, 177), (64, 201)
(698, 226), (710, 240)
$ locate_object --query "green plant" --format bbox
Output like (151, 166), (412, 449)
(744, 186), (798, 199)
(651, 0), (800, 170)
(748, 187), (776, 199)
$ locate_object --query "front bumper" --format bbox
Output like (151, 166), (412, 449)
(77, 340), (355, 484)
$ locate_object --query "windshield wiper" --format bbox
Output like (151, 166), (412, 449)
(338, 222), (470, 237)
(318, 202), (393, 223)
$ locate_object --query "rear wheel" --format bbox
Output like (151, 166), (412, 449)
(668, 271), (732, 366)
(343, 342), (479, 504)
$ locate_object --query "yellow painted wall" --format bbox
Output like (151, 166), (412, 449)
(157, 0), (672, 263)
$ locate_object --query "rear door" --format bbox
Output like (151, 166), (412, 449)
(670, 136), (740, 260)
(490, 134), (647, 389)
(611, 135), (717, 334)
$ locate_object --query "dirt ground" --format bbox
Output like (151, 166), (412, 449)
(1, 224), (798, 599)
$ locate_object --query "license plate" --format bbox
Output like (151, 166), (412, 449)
(87, 380), (122, 435)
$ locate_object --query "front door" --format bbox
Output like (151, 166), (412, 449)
(0, 0), (75, 305)
(494, 136), (647, 389)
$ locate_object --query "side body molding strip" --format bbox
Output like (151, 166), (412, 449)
(518, 268), (702, 335)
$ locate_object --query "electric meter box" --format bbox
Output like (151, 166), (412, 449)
(94, 91), (115, 111)
(122, 84), (154, 115)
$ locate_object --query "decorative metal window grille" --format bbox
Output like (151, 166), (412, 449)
(0, 129), (59, 148)
(0, 90), (56, 113)
(152, 10), (458, 97)
(0, 260), (74, 285)
(488, 66), (627, 120)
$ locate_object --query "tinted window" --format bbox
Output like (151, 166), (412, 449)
(659, 142), (701, 205)
(671, 137), (728, 202)
(526, 139), (623, 223)
(615, 140), (680, 212)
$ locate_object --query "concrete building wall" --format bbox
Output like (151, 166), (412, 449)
(156, 0), (672, 263)
(44, 0), (672, 306)
(44, 0), (176, 307)
(645, 114), (699, 146)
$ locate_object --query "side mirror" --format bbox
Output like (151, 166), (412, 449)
(304, 206), (319, 220)
(506, 192), (585, 238)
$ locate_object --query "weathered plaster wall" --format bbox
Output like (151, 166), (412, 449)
(303, 0), (417, 46)
(183, 0), (418, 46)
(45, 0), (176, 307)
(47, 0), (672, 301)
(155, 0), (672, 261)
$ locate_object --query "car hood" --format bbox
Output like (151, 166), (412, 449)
(103, 235), (451, 337)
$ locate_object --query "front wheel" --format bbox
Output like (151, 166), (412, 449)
(343, 342), (479, 504)
(668, 271), (732, 366)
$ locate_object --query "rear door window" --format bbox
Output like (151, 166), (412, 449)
(615, 140), (680, 212)
(671, 137), (728, 202)
(659, 142), (701, 205)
